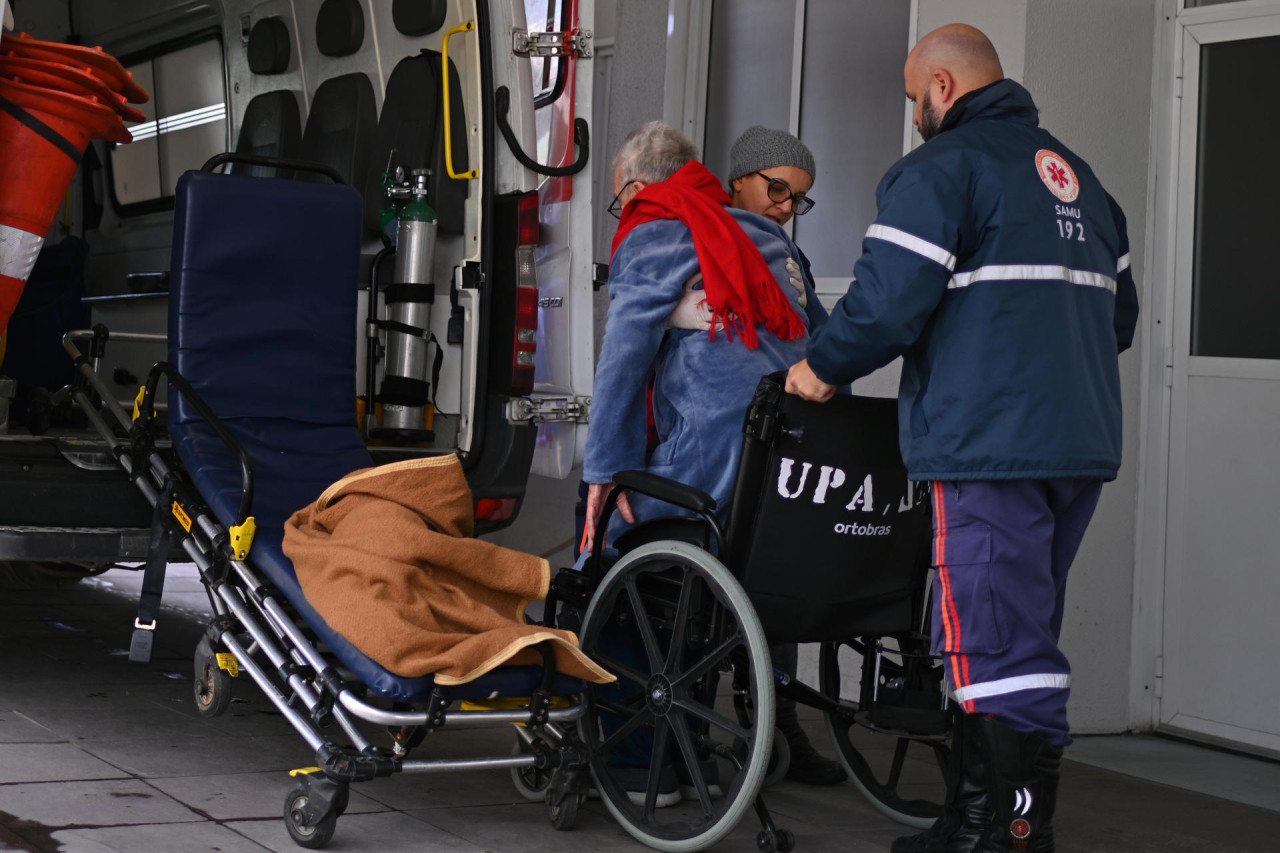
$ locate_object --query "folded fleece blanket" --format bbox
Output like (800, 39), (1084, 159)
(282, 454), (613, 686)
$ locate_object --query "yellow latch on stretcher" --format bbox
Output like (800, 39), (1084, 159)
(132, 386), (145, 422)
(215, 652), (239, 677)
(229, 517), (256, 561)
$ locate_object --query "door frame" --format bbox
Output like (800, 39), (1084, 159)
(1133, 0), (1280, 741)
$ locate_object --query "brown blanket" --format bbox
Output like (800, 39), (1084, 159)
(282, 455), (613, 686)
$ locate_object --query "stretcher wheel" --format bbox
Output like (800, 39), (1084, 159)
(580, 540), (774, 853)
(284, 781), (338, 849)
(510, 738), (552, 802)
(818, 638), (949, 828)
(193, 636), (233, 718)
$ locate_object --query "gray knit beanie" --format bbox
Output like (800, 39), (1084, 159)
(728, 125), (816, 183)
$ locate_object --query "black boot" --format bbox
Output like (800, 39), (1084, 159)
(771, 642), (847, 785)
(973, 717), (1061, 852)
(891, 711), (990, 853)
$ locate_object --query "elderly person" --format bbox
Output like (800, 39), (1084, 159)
(582, 121), (826, 806)
(582, 121), (826, 552)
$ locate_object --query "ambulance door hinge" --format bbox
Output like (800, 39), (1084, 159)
(513, 29), (593, 59)
(507, 395), (591, 425)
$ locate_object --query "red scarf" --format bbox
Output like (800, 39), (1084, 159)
(610, 160), (804, 349)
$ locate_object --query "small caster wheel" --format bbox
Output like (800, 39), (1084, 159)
(757, 829), (778, 852)
(284, 781), (338, 849)
(549, 790), (582, 830)
(775, 827), (796, 852)
(510, 739), (553, 802)
(193, 636), (233, 718)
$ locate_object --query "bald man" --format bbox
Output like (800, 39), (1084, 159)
(788, 24), (1138, 853)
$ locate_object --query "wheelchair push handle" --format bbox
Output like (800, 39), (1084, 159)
(588, 470), (725, 578)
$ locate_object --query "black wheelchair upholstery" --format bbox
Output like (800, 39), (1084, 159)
(725, 376), (932, 643)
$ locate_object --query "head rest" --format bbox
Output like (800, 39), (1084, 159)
(393, 0), (448, 36)
(316, 0), (364, 57)
(247, 17), (291, 75)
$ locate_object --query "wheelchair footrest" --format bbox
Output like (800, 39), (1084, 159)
(865, 688), (951, 736)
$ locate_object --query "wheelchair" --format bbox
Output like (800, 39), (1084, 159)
(63, 158), (949, 852)
(540, 373), (953, 851)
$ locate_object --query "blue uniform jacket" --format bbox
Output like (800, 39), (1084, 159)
(585, 208), (827, 527)
(807, 79), (1139, 482)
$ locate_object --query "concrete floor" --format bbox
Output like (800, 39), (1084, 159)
(1, 562), (1278, 853)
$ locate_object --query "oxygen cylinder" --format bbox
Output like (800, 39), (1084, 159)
(377, 169), (438, 441)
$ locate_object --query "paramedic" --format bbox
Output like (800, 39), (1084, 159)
(785, 24), (1139, 853)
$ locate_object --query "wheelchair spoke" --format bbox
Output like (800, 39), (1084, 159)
(643, 716), (674, 821)
(671, 696), (750, 742)
(623, 574), (666, 673)
(595, 702), (655, 756)
(590, 651), (653, 690)
(662, 565), (696, 673)
(668, 710), (714, 815)
(670, 628), (743, 692)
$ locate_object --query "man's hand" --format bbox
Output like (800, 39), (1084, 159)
(785, 359), (836, 402)
(584, 481), (635, 555)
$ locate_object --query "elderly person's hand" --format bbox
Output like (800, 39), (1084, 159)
(583, 481), (635, 554)
(785, 359), (836, 402)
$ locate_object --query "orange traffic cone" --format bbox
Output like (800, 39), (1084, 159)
(0, 32), (147, 333)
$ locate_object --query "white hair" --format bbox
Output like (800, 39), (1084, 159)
(612, 121), (699, 185)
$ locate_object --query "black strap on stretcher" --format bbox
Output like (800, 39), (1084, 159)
(130, 477), (175, 663)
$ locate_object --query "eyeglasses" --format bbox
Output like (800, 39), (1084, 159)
(753, 171), (815, 216)
(608, 180), (639, 219)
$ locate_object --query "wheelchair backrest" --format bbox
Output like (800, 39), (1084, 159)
(725, 375), (932, 642)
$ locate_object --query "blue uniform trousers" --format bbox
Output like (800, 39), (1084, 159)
(929, 479), (1103, 747)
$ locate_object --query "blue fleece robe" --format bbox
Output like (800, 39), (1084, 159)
(584, 208), (827, 534)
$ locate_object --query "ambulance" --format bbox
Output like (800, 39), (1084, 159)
(0, 0), (599, 582)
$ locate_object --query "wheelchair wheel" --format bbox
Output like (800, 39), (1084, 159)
(580, 540), (774, 853)
(818, 638), (949, 828)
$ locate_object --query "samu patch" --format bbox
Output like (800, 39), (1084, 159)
(1035, 149), (1079, 202)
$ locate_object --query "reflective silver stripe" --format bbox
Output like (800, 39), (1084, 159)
(0, 224), (43, 282)
(866, 224), (957, 271)
(952, 673), (1071, 703)
(1117, 253), (1130, 273)
(947, 264), (1117, 293)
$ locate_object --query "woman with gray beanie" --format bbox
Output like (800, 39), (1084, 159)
(727, 126), (846, 788)
(727, 125), (817, 227)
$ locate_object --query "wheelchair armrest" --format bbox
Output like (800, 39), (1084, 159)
(613, 470), (717, 516)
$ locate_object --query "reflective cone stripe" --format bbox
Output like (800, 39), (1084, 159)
(0, 222), (43, 326)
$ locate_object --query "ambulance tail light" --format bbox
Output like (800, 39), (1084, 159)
(475, 497), (519, 523)
(511, 191), (540, 396)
